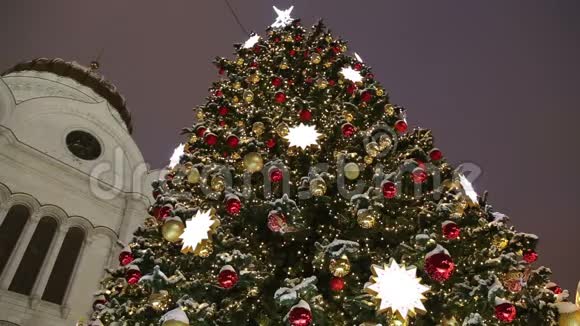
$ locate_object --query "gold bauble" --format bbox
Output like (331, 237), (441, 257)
(249, 74), (260, 84)
(148, 290), (169, 311)
(247, 286), (260, 297)
(384, 104), (395, 116)
(194, 239), (213, 257)
(376, 88), (384, 97)
(310, 53), (321, 64)
(357, 209), (377, 229)
(232, 96), (240, 103)
(243, 89), (254, 103)
(309, 177), (327, 197)
(329, 256), (351, 277)
(252, 121), (265, 136)
(492, 236), (509, 250)
(162, 217), (185, 243)
(211, 175), (226, 192)
(559, 305), (580, 326)
(342, 111), (354, 122)
(378, 134), (392, 151)
(195, 109), (205, 121)
(343, 162), (360, 180)
(365, 142), (380, 157)
(276, 122), (289, 137)
(284, 34), (293, 42)
(244, 152), (264, 173)
(279, 61), (289, 70)
(232, 81), (241, 89)
(364, 155), (374, 165)
(236, 58), (244, 66)
(187, 168), (200, 184)
(315, 77), (328, 89)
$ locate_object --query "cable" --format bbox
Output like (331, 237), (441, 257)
(223, 0), (249, 36)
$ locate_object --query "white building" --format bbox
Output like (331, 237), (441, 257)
(0, 58), (158, 325)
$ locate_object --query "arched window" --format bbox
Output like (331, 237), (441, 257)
(0, 205), (30, 274)
(42, 227), (84, 304)
(8, 217), (57, 295)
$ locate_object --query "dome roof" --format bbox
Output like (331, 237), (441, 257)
(1, 58), (133, 133)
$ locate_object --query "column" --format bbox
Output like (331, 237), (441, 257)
(29, 223), (68, 306)
(0, 212), (41, 289)
(0, 202), (10, 226)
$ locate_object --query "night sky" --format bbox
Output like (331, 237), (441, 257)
(1, 1), (579, 292)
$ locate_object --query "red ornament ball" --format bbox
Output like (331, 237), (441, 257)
(425, 252), (455, 282)
(382, 180), (397, 199)
(341, 123), (356, 138)
(523, 250), (538, 263)
(226, 135), (239, 148)
(346, 83), (356, 95)
(269, 168), (283, 183)
(265, 138), (277, 149)
(267, 211), (287, 232)
(204, 133), (218, 146)
(442, 221), (460, 240)
(274, 92), (287, 103)
(412, 167), (428, 184)
(289, 49), (296, 56)
(360, 91), (373, 103)
(225, 197), (242, 215)
(214, 89), (223, 97)
(272, 77), (283, 87)
(329, 277), (345, 292)
(288, 306), (313, 326)
(548, 284), (563, 294)
(157, 206), (172, 221)
(196, 126), (207, 138)
(218, 106), (228, 116)
(119, 251), (133, 266)
(429, 148), (443, 161)
(218, 267), (239, 289)
(299, 109), (312, 122)
(353, 62), (363, 71)
(126, 269), (141, 285)
(495, 302), (517, 323)
(394, 120), (408, 133)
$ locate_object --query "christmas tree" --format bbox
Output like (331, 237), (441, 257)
(90, 7), (578, 326)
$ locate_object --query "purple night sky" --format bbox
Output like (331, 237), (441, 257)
(1, 1), (579, 292)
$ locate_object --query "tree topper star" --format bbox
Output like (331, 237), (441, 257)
(365, 259), (430, 318)
(180, 209), (220, 255)
(168, 143), (185, 168)
(272, 6), (294, 28)
(340, 66), (364, 83)
(285, 123), (321, 149)
(243, 34), (260, 49)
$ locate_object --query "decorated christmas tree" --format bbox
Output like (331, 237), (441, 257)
(89, 7), (579, 326)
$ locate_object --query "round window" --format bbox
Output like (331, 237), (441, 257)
(66, 130), (102, 160)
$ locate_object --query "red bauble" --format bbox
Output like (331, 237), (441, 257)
(394, 120), (408, 133)
(272, 77), (283, 87)
(218, 106), (228, 116)
(412, 167), (428, 184)
(353, 62), (363, 71)
(329, 277), (345, 292)
(328, 79), (336, 86)
(126, 269), (141, 284)
(341, 123), (356, 138)
(274, 92), (287, 103)
(225, 197), (242, 215)
(157, 206), (172, 220)
(294, 34), (303, 42)
(119, 251), (133, 266)
(548, 284), (563, 294)
(288, 306), (312, 326)
(218, 120), (226, 127)
(250, 61), (259, 67)
(442, 221), (460, 240)
(196, 126), (207, 138)
(360, 91), (373, 103)
(218, 67), (225, 75)
(267, 211), (287, 232)
(218, 266), (239, 289)
(332, 46), (341, 54)
(226, 135), (239, 148)
(289, 49), (296, 56)
(429, 148), (443, 161)
(382, 181), (397, 199)
(265, 138), (277, 149)
(425, 252), (455, 282)
(495, 303), (517, 323)
(269, 168), (283, 183)
(523, 250), (538, 263)
(346, 83), (356, 95)
(205, 133), (218, 146)
(299, 109), (312, 122)
(214, 89), (223, 97)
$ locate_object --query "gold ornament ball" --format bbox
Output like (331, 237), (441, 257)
(365, 142), (380, 157)
(492, 236), (509, 250)
(187, 168), (201, 184)
(315, 77), (328, 89)
(211, 175), (226, 192)
(559, 308), (580, 326)
(342, 111), (354, 122)
(148, 290), (169, 311)
(276, 122), (289, 137)
(244, 152), (264, 173)
(343, 162), (360, 180)
(376, 88), (385, 97)
(252, 122), (265, 136)
(279, 61), (289, 70)
(162, 217), (185, 243)
(378, 134), (392, 151)
(243, 89), (254, 103)
(247, 286), (260, 297)
(236, 58), (244, 66)
(232, 96), (240, 104)
(357, 209), (377, 229)
(324, 61), (333, 68)
(194, 239), (213, 257)
(232, 81), (241, 89)
(249, 74), (260, 84)
(384, 104), (395, 116)
(195, 109), (205, 121)
(364, 155), (374, 165)
(309, 177), (327, 197)
(329, 256), (351, 277)
(310, 53), (322, 64)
